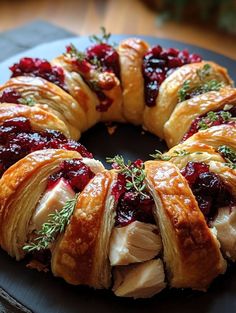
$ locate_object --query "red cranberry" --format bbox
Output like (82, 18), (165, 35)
(86, 43), (120, 78)
(182, 108), (236, 142)
(181, 162), (209, 186)
(142, 45), (202, 107)
(181, 161), (234, 221)
(47, 159), (95, 192)
(0, 88), (22, 104)
(10, 58), (66, 91)
(0, 117), (92, 177)
(115, 190), (155, 227)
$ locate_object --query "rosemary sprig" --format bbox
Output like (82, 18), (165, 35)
(217, 145), (236, 169)
(18, 96), (36, 107)
(150, 149), (190, 161)
(89, 26), (111, 44)
(23, 195), (78, 252)
(106, 155), (147, 197)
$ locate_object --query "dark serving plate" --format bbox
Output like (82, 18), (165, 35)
(0, 35), (235, 313)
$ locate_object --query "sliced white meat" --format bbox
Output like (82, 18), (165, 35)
(113, 259), (166, 298)
(109, 221), (162, 266)
(211, 206), (236, 261)
(32, 178), (75, 230)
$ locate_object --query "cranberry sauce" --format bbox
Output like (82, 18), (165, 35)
(47, 159), (95, 193)
(181, 162), (234, 222)
(111, 159), (155, 227)
(0, 117), (92, 177)
(182, 106), (236, 141)
(142, 46), (202, 107)
(0, 88), (22, 104)
(65, 45), (114, 112)
(10, 58), (66, 91)
(86, 43), (120, 78)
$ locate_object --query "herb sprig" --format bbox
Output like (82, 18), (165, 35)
(150, 149), (190, 161)
(198, 110), (233, 130)
(106, 155), (147, 197)
(23, 196), (78, 252)
(178, 63), (224, 102)
(89, 26), (111, 44)
(217, 145), (236, 169)
(64, 43), (86, 62)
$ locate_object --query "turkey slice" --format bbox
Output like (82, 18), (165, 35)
(109, 221), (162, 266)
(113, 259), (166, 298)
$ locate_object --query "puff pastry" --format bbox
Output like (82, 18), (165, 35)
(0, 76), (86, 139)
(145, 160), (226, 290)
(143, 61), (232, 138)
(0, 35), (235, 299)
(54, 55), (124, 123)
(0, 149), (81, 260)
(51, 170), (117, 288)
(118, 38), (149, 124)
(0, 103), (71, 137)
(164, 87), (236, 148)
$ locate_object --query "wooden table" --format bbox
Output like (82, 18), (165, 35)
(0, 0), (235, 60)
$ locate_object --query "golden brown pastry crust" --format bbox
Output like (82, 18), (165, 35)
(118, 38), (149, 124)
(143, 61), (233, 139)
(52, 56), (101, 129)
(51, 170), (117, 288)
(0, 149), (81, 260)
(145, 160), (226, 290)
(181, 123), (236, 151)
(0, 103), (71, 137)
(164, 87), (236, 148)
(57, 55), (124, 123)
(0, 76), (87, 139)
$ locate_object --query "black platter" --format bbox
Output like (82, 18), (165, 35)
(0, 35), (235, 313)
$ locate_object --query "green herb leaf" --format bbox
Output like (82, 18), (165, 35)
(218, 145), (236, 169)
(18, 96), (36, 107)
(89, 27), (111, 44)
(106, 155), (147, 197)
(23, 195), (78, 252)
(178, 79), (191, 102)
(150, 149), (190, 161)
(178, 63), (224, 103)
(64, 44), (86, 62)
(196, 63), (212, 80)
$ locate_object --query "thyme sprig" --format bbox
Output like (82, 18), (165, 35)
(198, 110), (232, 130)
(217, 145), (236, 169)
(64, 43), (86, 62)
(178, 63), (224, 102)
(89, 26), (111, 44)
(150, 149), (190, 161)
(23, 195), (78, 252)
(106, 155), (147, 197)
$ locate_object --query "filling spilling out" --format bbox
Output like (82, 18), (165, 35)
(108, 158), (166, 298)
(142, 46), (202, 107)
(181, 160), (236, 260)
(0, 117), (92, 177)
(25, 157), (99, 269)
(182, 105), (236, 141)
(64, 42), (120, 112)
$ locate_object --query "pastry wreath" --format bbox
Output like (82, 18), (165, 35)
(0, 34), (235, 299)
